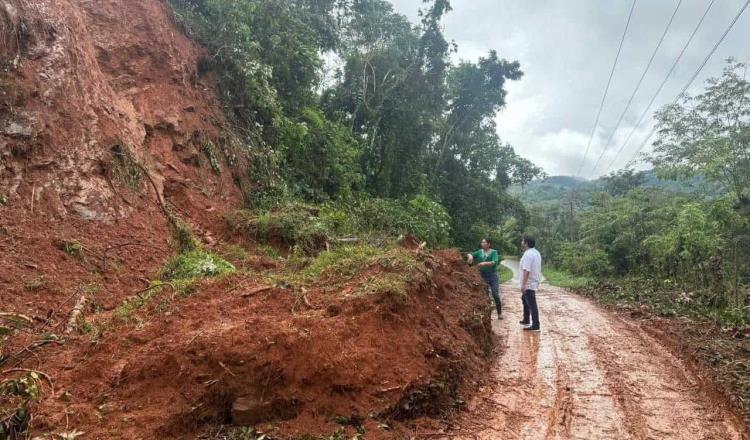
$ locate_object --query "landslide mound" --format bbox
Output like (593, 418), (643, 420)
(29, 248), (494, 439)
(0, 1), (497, 438)
(0, 0), (246, 331)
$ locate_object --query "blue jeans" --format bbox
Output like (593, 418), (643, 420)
(522, 289), (540, 329)
(480, 271), (502, 315)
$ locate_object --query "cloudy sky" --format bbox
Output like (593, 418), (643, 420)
(389, 0), (750, 178)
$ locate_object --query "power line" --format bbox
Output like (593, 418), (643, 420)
(604, 0), (719, 174)
(576, 0), (637, 177)
(588, 0), (684, 177)
(618, 0), (750, 169)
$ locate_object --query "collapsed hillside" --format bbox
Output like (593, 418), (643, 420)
(0, 1), (496, 438)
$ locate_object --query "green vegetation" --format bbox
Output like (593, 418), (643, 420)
(227, 196), (455, 253)
(110, 144), (145, 191)
(542, 267), (591, 290)
(116, 250), (234, 321)
(57, 239), (84, 258)
(23, 276), (48, 292)
(301, 244), (381, 280)
(499, 265), (513, 284)
(168, 0), (542, 248)
(202, 140), (222, 174)
(160, 250), (235, 281)
(0, 372), (43, 438)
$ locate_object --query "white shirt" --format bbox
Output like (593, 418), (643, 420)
(520, 248), (542, 291)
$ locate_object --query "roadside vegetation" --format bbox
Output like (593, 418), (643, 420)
(542, 267), (591, 290)
(523, 61), (750, 429)
(528, 61), (750, 329)
(168, 0), (543, 250)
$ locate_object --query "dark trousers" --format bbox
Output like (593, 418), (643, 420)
(522, 289), (540, 328)
(480, 271), (502, 315)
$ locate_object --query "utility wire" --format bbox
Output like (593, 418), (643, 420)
(588, 0), (684, 177)
(604, 0), (717, 172)
(618, 0), (750, 169)
(576, 0), (637, 177)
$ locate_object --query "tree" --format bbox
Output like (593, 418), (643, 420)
(602, 169), (646, 197)
(651, 59), (750, 209)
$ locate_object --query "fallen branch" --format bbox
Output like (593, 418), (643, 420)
(241, 285), (273, 298)
(302, 295), (320, 310)
(0, 337), (62, 368)
(334, 237), (359, 244)
(133, 282), (175, 299)
(0, 312), (34, 325)
(218, 361), (236, 377)
(64, 296), (87, 334)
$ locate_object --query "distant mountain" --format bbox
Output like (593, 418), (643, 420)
(510, 169), (724, 207)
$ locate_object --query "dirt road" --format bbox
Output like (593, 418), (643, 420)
(444, 260), (744, 439)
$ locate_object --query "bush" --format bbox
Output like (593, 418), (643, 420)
(302, 244), (381, 280)
(227, 203), (330, 255)
(320, 195), (453, 246)
(555, 242), (611, 277)
(160, 250), (235, 281)
(280, 108), (363, 202)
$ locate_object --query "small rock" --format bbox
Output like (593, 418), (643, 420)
(2, 121), (33, 138)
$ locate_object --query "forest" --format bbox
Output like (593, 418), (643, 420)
(167, 0), (543, 249)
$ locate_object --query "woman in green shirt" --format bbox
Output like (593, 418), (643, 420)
(467, 238), (502, 319)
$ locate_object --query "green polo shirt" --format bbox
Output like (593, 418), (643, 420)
(471, 249), (500, 274)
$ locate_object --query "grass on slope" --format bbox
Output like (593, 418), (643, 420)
(499, 265), (513, 283)
(543, 267), (592, 290)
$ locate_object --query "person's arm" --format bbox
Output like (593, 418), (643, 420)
(478, 249), (499, 268)
(466, 250), (478, 264)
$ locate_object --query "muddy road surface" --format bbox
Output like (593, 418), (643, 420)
(444, 260), (744, 440)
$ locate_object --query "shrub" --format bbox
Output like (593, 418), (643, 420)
(302, 245), (382, 280)
(320, 195), (453, 246)
(160, 250), (235, 281)
(555, 242), (611, 277)
(227, 203), (330, 255)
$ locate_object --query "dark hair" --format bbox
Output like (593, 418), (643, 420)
(481, 238), (491, 246)
(523, 235), (536, 248)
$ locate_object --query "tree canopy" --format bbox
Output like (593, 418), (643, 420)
(169, 0), (543, 247)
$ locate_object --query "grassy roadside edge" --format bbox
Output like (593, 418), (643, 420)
(546, 269), (750, 436)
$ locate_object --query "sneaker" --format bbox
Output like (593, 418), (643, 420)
(523, 327), (540, 332)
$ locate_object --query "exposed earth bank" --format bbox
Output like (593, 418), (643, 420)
(0, 1), (497, 439)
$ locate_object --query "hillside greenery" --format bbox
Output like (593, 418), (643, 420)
(168, 0), (543, 248)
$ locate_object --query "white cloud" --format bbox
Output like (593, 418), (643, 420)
(389, 0), (750, 178)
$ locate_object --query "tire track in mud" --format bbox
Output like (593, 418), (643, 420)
(442, 261), (743, 440)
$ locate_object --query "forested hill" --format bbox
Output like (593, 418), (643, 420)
(509, 169), (724, 207)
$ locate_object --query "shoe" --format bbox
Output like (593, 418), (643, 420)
(523, 327), (540, 332)
(497, 314), (504, 320)
(519, 320), (530, 325)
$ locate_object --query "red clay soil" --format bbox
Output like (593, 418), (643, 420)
(0, 0), (246, 333)
(0, 4), (497, 439)
(19, 249), (494, 439)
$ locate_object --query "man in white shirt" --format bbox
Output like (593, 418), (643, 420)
(519, 235), (542, 332)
